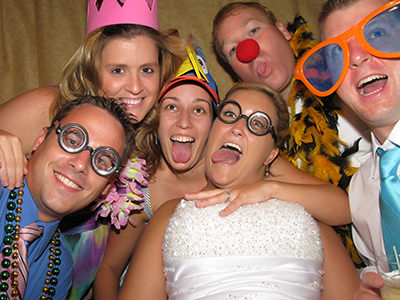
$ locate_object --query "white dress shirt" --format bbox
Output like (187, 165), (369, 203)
(350, 120), (400, 266)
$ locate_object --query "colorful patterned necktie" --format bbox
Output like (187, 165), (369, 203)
(3, 222), (43, 299)
(378, 146), (400, 270)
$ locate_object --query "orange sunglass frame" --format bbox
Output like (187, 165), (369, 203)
(294, 0), (400, 97)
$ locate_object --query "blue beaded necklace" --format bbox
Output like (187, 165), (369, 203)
(0, 184), (61, 300)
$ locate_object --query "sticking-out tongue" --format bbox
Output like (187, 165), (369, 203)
(212, 147), (240, 164)
(256, 62), (269, 77)
(172, 142), (192, 163)
(360, 78), (387, 96)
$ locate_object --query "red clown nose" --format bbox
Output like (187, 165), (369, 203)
(236, 39), (260, 63)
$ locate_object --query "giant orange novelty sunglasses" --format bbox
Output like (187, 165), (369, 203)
(294, 0), (400, 97)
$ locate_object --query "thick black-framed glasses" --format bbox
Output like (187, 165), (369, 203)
(216, 99), (277, 142)
(55, 123), (121, 176)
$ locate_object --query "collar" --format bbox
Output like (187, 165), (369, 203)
(371, 120), (400, 178)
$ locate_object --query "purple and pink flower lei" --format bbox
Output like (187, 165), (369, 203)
(94, 157), (149, 230)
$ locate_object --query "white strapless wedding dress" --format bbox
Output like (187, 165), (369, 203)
(162, 199), (324, 300)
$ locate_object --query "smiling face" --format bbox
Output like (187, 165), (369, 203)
(98, 36), (161, 122)
(26, 105), (126, 222)
(205, 88), (279, 188)
(157, 83), (214, 173)
(322, 0), (400, 141)
(216, 6), (295, 100)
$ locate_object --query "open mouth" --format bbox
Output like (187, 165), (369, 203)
(54, 171), (83, 191)
(212, 142), (242, 165)
(171, 135), (195, 163)
(357, 74), (388, 96)
(255, 60), (271, 78)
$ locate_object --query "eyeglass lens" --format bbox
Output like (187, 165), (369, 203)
(364, 4), (400, 54)
(302, 3), (400, 93)
(57, 124), (120, 175)
(61, 126), (87, 151)
(218, 101), (272, 135)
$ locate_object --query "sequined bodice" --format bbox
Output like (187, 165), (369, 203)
(162, 199), (324, 300)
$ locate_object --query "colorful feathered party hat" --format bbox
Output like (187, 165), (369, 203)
(159, 43), (219, 106)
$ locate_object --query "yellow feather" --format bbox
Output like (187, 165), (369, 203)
(175, 45), (209, 83)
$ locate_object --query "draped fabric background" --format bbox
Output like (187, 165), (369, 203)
(0, 0), (322, 104)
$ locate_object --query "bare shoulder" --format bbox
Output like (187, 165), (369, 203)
(317, 221), (355, 259)
(317, 221), (330, 233)
(151, 199), (181, 223)
(143, 199), (178, 233)
(317, 221), (344, 245)
(317, 221), (353, 264)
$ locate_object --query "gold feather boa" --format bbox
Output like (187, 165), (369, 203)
(283, 17), (364, 268)
(282, 18), (358, 188)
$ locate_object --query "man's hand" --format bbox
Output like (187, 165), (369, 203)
(0, 131), (27, 189)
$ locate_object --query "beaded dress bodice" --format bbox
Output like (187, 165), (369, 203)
(162, 199), (324, 300)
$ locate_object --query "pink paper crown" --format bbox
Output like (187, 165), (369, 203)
(86, 0), (159, 35)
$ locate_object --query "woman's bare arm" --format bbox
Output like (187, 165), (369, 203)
(319, 222), (360, 300)
(0, 87), (58, 155)
(117, 199), (179, 300)
(94, 212), (148, 300)
(0, 87), (57, 188)
(191, 156), (350, 225)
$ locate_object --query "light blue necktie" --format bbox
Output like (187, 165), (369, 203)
(378, 146), (400, 270)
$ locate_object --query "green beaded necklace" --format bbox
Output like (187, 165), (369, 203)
(0, 184), (62, 300)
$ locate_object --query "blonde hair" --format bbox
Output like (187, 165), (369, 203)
(50, 24), (186, 118)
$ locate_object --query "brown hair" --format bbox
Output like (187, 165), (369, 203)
(133, 36), (206, 177)
(318, 0), (389, 35)
(224, 82), (289, 148)
(130, 103), (160, 178)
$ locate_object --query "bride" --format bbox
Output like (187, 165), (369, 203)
(117, 82), (359, 300)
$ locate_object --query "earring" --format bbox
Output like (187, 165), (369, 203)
(155, 133), (159, 146)
(265, 164), (270, 177)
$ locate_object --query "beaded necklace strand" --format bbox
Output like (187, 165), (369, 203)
(0, 184), (61, 300)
